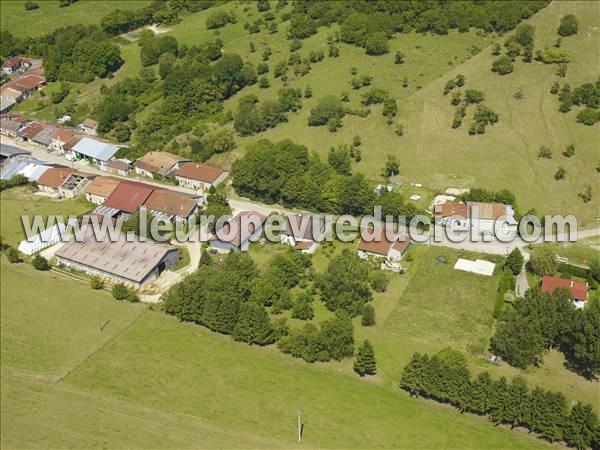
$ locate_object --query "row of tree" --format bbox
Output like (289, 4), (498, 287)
(231, 139), (420, 217)
(490, 289), (600, 378)
(400, 348), (599, 449)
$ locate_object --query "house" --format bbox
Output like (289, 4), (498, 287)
(434, 201), (517, 236)
(143, 189), (199, 223)
(280, 214), (327, 254)
(357, 228), (411, 262)
(30, 125), (56, 148)
(62, 134), (85, 158)
(102, 181), (154, 217)
(174, 162), (228, 192)
(67, 137), (120, 168)
(106, 158), (132, 176)
(36, 167), (95, 198)
(209, 211), (267, 253)
(84, 176), (121, 205)
(0, 86), (23, 104)
(2, 56), (30, 75)
(134, 151), (190, 179)
(49, 128), (77, 154)
(16, 121), (45, 143)
(79, 118), (98, 136)
(0, 95), (16, 113)
(0, 115), (26, 136)
(0, 144), (31, 166)
(55, 231), (180, 287)
(541, 275), (589, 309)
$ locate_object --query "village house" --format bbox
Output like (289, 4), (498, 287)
(134, 151), (190, 179)
(280, 214), (328, 254)
(16, 121), (45, 143)
(84, 176), (121, 205)
(142, 189), (199, 223)
(434, 201), (517, 236)
(209, 211), (268, 253)
(0, 114), (27, 137)
(2, 56), (30, 75)
(36, 167), (95, 198)
(55, 231), (180, 288)
(30, 124), (57, 148)
(2, 73), (46, 98)
(541, 275), (589, 309)
(49, 128), (78, 154)
(65, 136), (120, 168)
(78, 118), (98, 136)
(106, 158), (132, 176)
(0, 94), (17, 113)
(357, 228), (411, 262)
(173, 162), (228, 193)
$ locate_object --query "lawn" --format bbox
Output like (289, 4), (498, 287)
(530, 235), (600, 266)
(0, 0), (150, 38)
(0, 186), (93, 247)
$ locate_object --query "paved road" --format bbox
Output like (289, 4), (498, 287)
(3, 135), (599, 257)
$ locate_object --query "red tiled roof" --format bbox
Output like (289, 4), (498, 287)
(174, 162), (225, 183)
(143, 189), (197, 218)
(135, 151), (189, 176)
(296, 240), (314, 250)
(53, 128), (77, 143)
(17, 121), (45, 139)
(358, 228), (409, 256)
(5, 73), (45, 92)
(63, 134), (85, 151)
(3, 56), (23, 68)
(434, 202), (469, 217)
(210, 211), (267, 247)
(541, 276), (588, 301)
(82, 118), (98, 129)
(103, 182), (154, 214)
(106, 159), (131, 171)
(36, 167), (76, 189)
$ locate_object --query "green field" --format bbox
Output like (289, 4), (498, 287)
(0, 186), (92, 247)
(0, 0), (150, 38)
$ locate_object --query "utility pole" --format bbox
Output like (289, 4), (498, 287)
(297, 410), (302, 443)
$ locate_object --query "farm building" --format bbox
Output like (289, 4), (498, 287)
(66, 137), (120, 168)
(102, 181), (154, 218)
(434, 201), (517, 236)
(209, 211), (267, 253)
(541, 275), (588, 309)
(55, 232), (180, 287)
(134, 151), (190, 179)
(357, 228), (411, 262)
(0, 143), (30, 166)
(173, 162), (228, 192)
(280, 214), (328, 254)
(84, 176), (121, 205)
(36, 167), (95, 198)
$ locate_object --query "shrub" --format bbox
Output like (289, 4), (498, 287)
(31, 254), (50, 271)
(24, 1), (39, 10)
(361, 304), (376, 326)
(464, 89), (484, 104)
(541, 49), (570, 64)
(491, 56), (513, 75)
(90, 276), (104, 290)
(369, 270), (389, 292)
(554, 167), (566, 180)
(537, 145), (553, 159)
(6, 248), (22, 263)
(112, 282), (138, 302)
(558, 15), (578, 37)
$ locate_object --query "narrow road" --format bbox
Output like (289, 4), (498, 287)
(515, 270), (530, 297)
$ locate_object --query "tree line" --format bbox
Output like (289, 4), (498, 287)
(400, 347), (599, 449)
(231, 138), (420, 218)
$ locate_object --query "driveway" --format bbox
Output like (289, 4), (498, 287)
(515, 270), (529, 297)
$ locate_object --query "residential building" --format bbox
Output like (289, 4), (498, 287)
(49, 128), (78, 154)
(106, 158), (132, 176)
(174, 162), (228, 192)
(55, 231), (180, 287)
(280, 214), (328, 254)
(84, 176), (121, 205)
(209, 211), (267, 253)
(541, 275), (589, 309)
(143, 189), (199, 223)
(16, 121), (45, 143)
(0, 95), (16, 113)
(30, 125), (56, 148)
(2, 56), (30, 75)
(2, 73), (46, 97)
(357, 228), (411, 262)
(134, 151), (190, 179)
(79, 118), (98, 136)
(0, 115), (26, 136)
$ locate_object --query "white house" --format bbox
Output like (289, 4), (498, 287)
(173, 162), (228, 192)
(209, 211), (267, 253)
(134, 151), (190, 179)
(434, 201), (517, 236)
(79, 118), (98, 136)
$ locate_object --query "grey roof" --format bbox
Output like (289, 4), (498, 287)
(0, 144), (30, 158)
(0, 96), (16, 112)
(0, 160), (27, 180)
(0, 118), (24, 133)
(55, 231), (178, 284)
(72, 137), (120, 162)
(32, 126), (56, 146)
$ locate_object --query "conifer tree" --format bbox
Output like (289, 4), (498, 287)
(353, 340), (377, 376)
(564, 402), (600, 450)
(232, 302), (276, 345)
